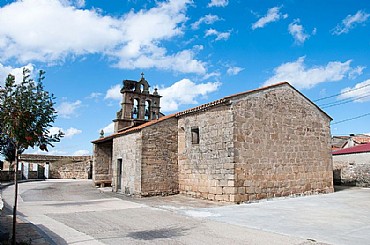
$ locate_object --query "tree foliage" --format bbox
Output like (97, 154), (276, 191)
(0, 68), (63, 159)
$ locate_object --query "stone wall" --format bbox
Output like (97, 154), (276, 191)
(93, 141), (112, 183)
(141, 117), (178, 196)
(112, 132), (142, 195)
(20, 155), (92, 180)
(333, 153), (370, 187)
(178, 105), (235, 201)
(48, 159), (91, 179)
(232, 85), (333, 203)
(0, 171), (22, 182)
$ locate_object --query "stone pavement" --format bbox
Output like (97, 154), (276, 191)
(0, 210), (52, 245)
(1, 180), (370, 244)
(0, 181), (55, 245)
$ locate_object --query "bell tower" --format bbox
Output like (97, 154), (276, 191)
(113, 73), (161, 133)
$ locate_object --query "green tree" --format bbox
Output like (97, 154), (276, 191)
(0, 68), (63, 244)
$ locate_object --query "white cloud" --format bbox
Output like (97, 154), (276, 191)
(252, 7), (288, 30)
(158, 78), (221, 112)
(0, 63), (35, 86)
(312, 28), (317, 35)
(105, 84), (121, 100)
(87, 92), (103, 99)
(102, 122), (115, 135)
(56, 100), (82, 118)
(332, 10), (370, 35)
(208, 0), (228, 8)
(115, 47), (207, 74)
(227, 66), (244, 76)
(29, 149), (68, 155)
(349, 66), (365, 79)
(191, 14), (221, 30)
(49, 126), (82, 138)
(205, 29), (231, 41)
(0, 0), (122, 63)
(0, 0), (205, 74)
(65, 127), (82, 138)
(60, 0), (85, 8)
(339, 79), (370, 103)
(263, 57), (362, 89)
(73, 149), (90, 156)
(202, 71), (221, 80)
(288, 19), (310, 45)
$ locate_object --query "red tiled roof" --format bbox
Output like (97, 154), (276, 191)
(353, 136), (370, 144)
(332, 143), (370, 155)
(92, 113), (176, 143)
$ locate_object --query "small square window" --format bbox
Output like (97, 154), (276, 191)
(191, 127), (199, 144)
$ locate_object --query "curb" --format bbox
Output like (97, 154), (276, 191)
(0, 179), (45, 213)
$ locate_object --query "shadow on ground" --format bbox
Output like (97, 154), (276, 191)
(333, 185), (356, 192)
(126, 226), (190, 241)
(0, 208), (66, 245)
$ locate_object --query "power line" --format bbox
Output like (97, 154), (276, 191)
(320, 92), (370, 109)
(313, 83), (370, 102)
(331, 112), (370, 125)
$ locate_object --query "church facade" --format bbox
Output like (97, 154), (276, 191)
(92, 76), (334, 203)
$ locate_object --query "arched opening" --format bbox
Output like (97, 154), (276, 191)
(140, 84), (144, 93)
(132, 99), (139, 119)
(144, 100), (151, 120)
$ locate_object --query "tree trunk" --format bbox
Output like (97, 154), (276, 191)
(12, 151), (19, 245)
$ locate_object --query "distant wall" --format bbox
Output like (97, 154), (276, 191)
(333, 153), (370, 187)
(20, 154), (92, 180)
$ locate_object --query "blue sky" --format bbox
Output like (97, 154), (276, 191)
(0, 0), (370, 156)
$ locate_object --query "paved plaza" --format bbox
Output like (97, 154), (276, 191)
(1, 180), (369, 244)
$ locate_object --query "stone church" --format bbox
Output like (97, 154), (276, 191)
(92, 75), (334, 203)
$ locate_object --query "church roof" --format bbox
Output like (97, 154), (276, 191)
(93, 82), (331, 144)
(92, 113), (176, 143)
(176, 82), (331, 120)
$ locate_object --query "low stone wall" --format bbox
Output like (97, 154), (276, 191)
(20, 154), (93, 180)
(48, 159), (91, 179)
(333, 153), (370, 187)
(0, 171), (22, 182)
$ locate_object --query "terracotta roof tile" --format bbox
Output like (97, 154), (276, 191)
(175, 82), (331, 120)
(353, 136), (370, 144)
(332, 143), (370, 155)
(92, 113), (176, 143)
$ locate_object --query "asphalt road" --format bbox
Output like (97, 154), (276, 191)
(2, 179), (370, 244)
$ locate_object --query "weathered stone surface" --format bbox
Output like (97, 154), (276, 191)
(93, 141), (112, 183)
(112, 132), (142, 195)
(112, 117), (178, 196)
(141, 117), (178, 196)
(178, 104), (235, 201)
(231, 86), (333, 202)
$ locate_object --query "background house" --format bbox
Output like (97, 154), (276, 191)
(332, 143), (370, 187)
(331, 134), (370, 151)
